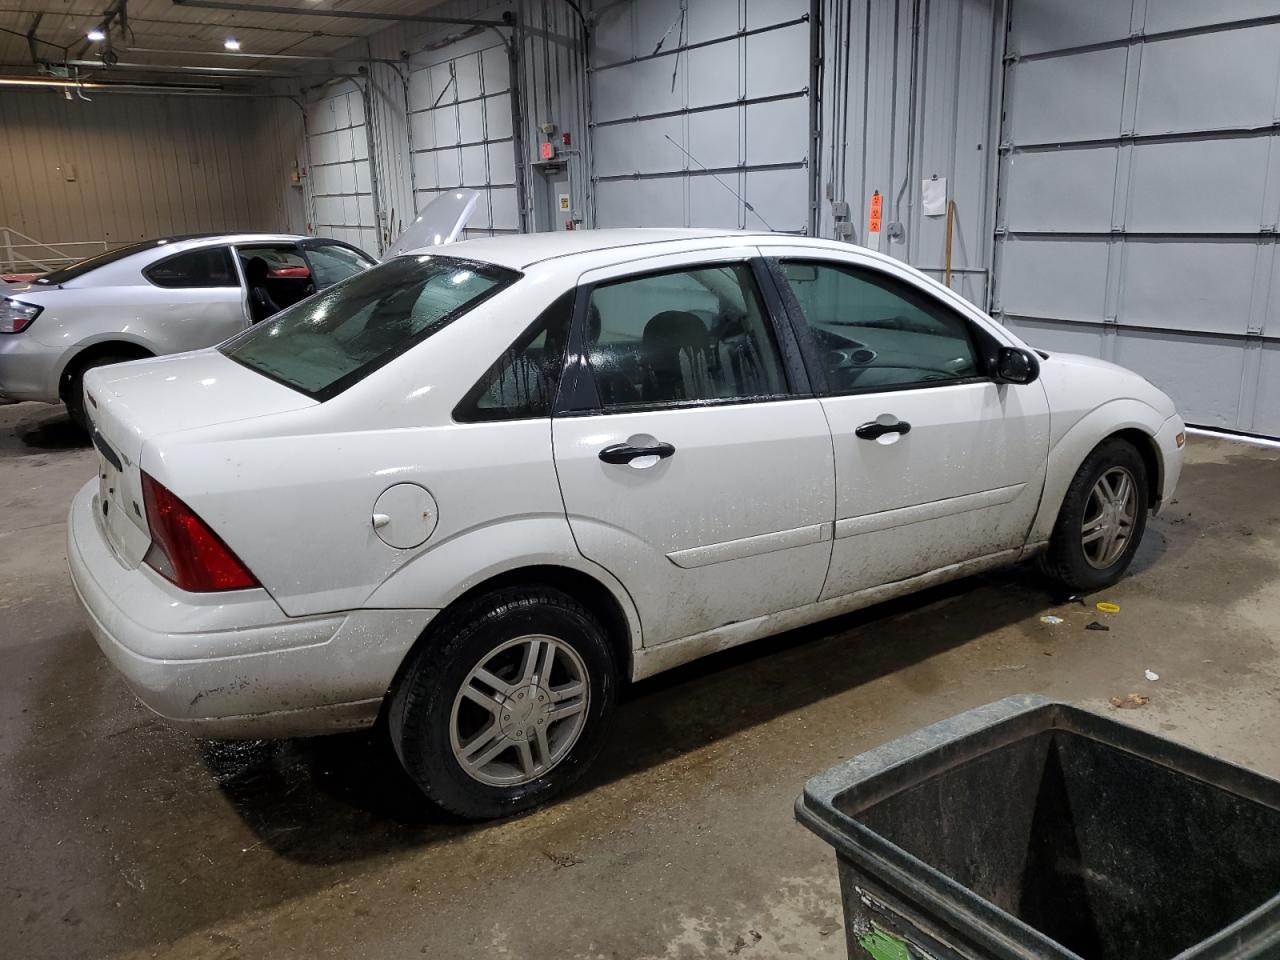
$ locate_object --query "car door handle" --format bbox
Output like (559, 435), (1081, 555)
(599, 441), (676, 465)
(855, 420), (912, 440)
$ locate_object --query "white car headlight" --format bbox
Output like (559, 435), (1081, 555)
(1, 298), (42, 334)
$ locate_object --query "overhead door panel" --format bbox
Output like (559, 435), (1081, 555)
(589, 0), (814, 234)
(305, 88), (378, 254)
(993, 2), (1280, 436)
(408, 41), (522, 238)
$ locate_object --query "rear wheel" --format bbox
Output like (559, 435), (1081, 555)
(63, 353), (139, 429)
(1038, 438), (1149, 592)
(388, 586), (618, 820)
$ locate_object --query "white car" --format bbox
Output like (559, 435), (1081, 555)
(67, 229), (1185, 819)
(0, 233), (375, 424)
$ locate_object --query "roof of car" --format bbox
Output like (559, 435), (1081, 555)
(408, 228), (763, 270)
(172, 233), (310, 248)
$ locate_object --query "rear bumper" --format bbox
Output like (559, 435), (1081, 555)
(67, 480), (435, 737)
(0, 333), (59, 402)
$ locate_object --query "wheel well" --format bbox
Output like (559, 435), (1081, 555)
(1109, 428), (1162, 508)
(58, 342), (153, 401)
(385, 565), (635, 704)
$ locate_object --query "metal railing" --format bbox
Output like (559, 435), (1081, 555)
(1, 227), (109, 275)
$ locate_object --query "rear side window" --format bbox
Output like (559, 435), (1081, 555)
(454, 290), (575, 422)
(145, 247), (238, 289)
(36, 236), (215, 285)
(221, 254), (519, 400)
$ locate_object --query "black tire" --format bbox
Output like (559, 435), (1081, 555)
(388, 586), (618, 820)
(1038, 438), (1149, 592)
(63, 354), (136, 429)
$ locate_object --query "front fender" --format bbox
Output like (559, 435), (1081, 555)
(362, 515), (644, 652)
(1029, 399), (1172, 543)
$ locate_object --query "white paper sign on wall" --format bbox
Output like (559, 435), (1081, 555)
(922, 177), (947, 217)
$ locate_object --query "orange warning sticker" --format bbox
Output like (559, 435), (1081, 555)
(869, 191), (883, 234)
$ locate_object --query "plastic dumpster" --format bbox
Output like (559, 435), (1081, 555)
(796, 695), (1280, 960)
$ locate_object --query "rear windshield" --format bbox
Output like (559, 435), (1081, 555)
(220, 254), (519, 400)
(36, 236), (217, 284)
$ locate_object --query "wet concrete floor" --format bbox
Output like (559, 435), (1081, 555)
(2, 400), (1279, 959)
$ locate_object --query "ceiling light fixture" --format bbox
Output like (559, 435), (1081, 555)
(223, 37), (240, 50)
(87, 27), (106, 41)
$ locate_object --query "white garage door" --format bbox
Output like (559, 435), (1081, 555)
(992, 0), (1280, 437)
(590, 0), (814, 234)
(408, 41), (522, 239)
(306, 86), (378, 255)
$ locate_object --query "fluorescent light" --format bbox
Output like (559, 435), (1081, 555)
(0, 77), (105, 88)
(223, 37), (240, 51)
(87, 28), (106, 41)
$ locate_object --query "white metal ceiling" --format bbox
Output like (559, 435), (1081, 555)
(0, 0), (461, 76)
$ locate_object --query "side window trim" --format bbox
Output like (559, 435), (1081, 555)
(748, 256), (813, 397)
(761, 256), (834, 396)
(554, 257), (802, 417)
(765, 255), (994, 397)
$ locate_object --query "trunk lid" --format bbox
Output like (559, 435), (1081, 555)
(83, 349), (315, 567)
(381, 188), (478, 260)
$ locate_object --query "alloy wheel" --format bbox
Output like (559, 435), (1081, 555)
(1081, 466), (1138, 569)
(449, 634), (590, 787)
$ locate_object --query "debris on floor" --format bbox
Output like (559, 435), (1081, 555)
(1040, 615), (1064, 625)
(1096, 601), (1121, 614)
(728, 930), (763, 955)
(1086, 621), (1111, 632)
(1145, 669), (1160, 681)
(1059, 595), (1087, 606)
(543, 850), (584, 869)
(1111, 693), (1151, 709)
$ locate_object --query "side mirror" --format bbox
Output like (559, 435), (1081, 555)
(995, 346), (1040, 385)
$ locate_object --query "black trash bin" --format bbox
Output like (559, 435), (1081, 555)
(796, 695), (1280, 960)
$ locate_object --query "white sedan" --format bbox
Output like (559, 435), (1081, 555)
(67, 229), (1184, 819)
(0, 233), (375, 424)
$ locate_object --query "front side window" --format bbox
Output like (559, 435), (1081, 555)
(221, 254), (519, 400)
(144, 247), (238, 289)
(777, 260), (980, 393)
(585, 263), (787, 408)
(304, 242), (375, 289)
(454, 290), (575, 422)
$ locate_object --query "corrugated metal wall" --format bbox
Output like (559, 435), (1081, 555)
(305, 83), (380, 254)
(0, 91), (307, 254)
(408, 35), (521, 237)
(587, 0), (815, 233)
(819, 0), (1002, 306)
(992, 0), (1280, 436)
(324, 0), (588, 242)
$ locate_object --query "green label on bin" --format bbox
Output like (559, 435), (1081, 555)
(858, 927), (911, 960)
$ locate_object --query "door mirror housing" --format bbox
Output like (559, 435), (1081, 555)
(995, 346), (1040, 385)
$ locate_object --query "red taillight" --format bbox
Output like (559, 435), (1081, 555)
(141, 472), (259, 592)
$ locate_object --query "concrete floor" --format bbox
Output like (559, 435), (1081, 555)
(3, 399), (1279, 960)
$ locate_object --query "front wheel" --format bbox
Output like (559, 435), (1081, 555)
(1038, 438), (1149, 592)
(388, 587), (618, 820)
